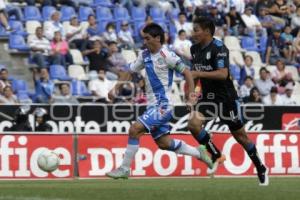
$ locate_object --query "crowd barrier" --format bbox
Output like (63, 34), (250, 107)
(1, 132), (299, 179)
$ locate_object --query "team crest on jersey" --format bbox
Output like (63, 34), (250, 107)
(157, 58), (165, 65)
(206, 52), (211, 59)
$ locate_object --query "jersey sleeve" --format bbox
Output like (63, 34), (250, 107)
(163, 49), (186, 73)
(213, 45), (229, 69)
(129, 51), (144, 72)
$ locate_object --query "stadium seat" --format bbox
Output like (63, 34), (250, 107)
(71, 80), (91, 96)
(259, 36), (268, 60)
(17, 91), (32, 103)
(11, 79), (28, 93)
(96, 7), (113, 22)
(68, 65), (88, 80)
(113, 6), (130, 22)
(97, 20), (111, 34)
(9, 20), (27, 36)
(24, 6), (42, 21)
(241, 36), (259, 51)
(9, 34), (30, 52)
(131, 6), (146, 21)
(25, 21), (41, 35)
(229, 50), (244, 66)
(42, 6), (56, 21)
(60, 6), (76, 22)
(229, 64), (241, 81)
(113, 6), (131, 32)
(92, 0), (114, 8)
(150, 7), (166, 22)
(70, 49), (89, 66)
(79, 6), (94, 22)
(224, 36), (242, 51)
(168, 8), (180, 21)
(49, 65), (72, 81)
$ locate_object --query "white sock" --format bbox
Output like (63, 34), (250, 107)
(174, 140), (201, 159)
(121, 144), (139, 170)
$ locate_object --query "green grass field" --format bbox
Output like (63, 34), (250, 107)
(0, 177), (299, 200)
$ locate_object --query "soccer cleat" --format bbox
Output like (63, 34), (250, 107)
(258, 167), (269, 186)
(198, 145), (214, 169)
(207, 154), (226, 176)
(106, 167), (130, 179)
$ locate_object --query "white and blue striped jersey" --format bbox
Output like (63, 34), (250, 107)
(129, 46), (185, 106)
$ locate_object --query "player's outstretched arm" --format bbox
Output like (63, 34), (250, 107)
(191, 68), (228, 80)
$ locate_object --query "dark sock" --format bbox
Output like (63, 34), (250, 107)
(246, 143), (266, 172)
(196, 129), (221, 162)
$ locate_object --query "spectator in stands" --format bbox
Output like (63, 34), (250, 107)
(44, 11), (65, 41)
(225, 5), (246, 36)
(258, 6), (275, 34)
(102, 22), (118, 43)
(229, 0), (246, 14)
(88, 69), (113, 103)
(293, 30), (300, 63)
(174, 12), (193, 38)
(0, 68), (11, 94)
(118, 21), (135, 49)
(238, 55), (255, 85)
(243, 87), (263, 103)
(33, 67), (54, 103)
(52, 83), (79, 104)
(291, 6), (300, 31)
(207, 5), (226, 38)
(0, 0), (23, 25)
(255, 67), (275, 96)
(83, 40), (110, 72)
(66, 15), (88, 51)
(240, 76), (254, 98)
(173, 29), (192, 64)
(281, 83), (297, 105)
(280, 25), (294, 61)
(86, 15), (104, 44)
(241, 6), (267, 38)
(0, 86), (18, 104)
(29, 27), (51, 68)
(50, 31), (73, 67)
(107, 41), (128, 73)
(268, 0), (290, 27)
(265, 27), (290, 65)
(271, 59), (294, 93)
(0, 0), (11, 31)
(263, 86), (283, 105)
(255, 0), (272, 16)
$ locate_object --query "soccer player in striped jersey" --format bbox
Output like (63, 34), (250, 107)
(106, 23), (213, 179)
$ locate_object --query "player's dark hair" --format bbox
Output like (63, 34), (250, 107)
(143, 23), (165, 44)
(193, 16), (215, 36)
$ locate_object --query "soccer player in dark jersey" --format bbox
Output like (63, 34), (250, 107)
(187, 16), (269, 186)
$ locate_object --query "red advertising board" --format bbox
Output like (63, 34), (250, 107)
(282, 113), (300, 130)
(78, 133), (300, 177)
(0, 134), (74, 179)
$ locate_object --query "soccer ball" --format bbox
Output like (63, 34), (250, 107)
(37, 150), (60, 172)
